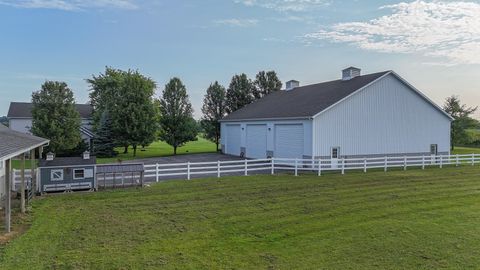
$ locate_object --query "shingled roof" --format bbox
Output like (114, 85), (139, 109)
(7, 102), (93, 119)
(222, 71), (390, 121)
(0, 124), (49, 160)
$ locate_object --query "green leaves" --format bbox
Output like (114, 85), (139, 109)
(159, 77), (198, 154)
(443, 95), (478, 149)
(88, 67), (158, 157)
(201, 82), (226, 150)
(31, 81), (82, 154)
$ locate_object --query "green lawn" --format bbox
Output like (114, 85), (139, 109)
(452, 146), (480, 154)
(97, 136), (217, 164)
(2, 166), (480, 269)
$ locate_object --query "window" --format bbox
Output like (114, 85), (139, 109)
(430, 144), (438, 155)
(51, 169), (64, 181)
(74, 169), (85, 180)
(331, 147), (340, 159)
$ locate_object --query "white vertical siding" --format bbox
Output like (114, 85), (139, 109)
(313, 74), (451, 157)
(9, 119), (33, 134)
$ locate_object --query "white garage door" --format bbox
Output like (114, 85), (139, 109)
(246, 124), (267, 159)
(225, 124), (241, 156)
(274, 124), (304, 159)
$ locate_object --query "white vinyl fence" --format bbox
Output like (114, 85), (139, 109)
(144, 154), (480, 182)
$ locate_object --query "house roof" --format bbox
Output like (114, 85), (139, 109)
(39, 156), (96, 167)
(0, 124), (49, 160)
(7, 102), (93, 119)
(222, 71), (390, 121)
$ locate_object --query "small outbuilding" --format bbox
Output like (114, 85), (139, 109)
(38, 151), (96, 193)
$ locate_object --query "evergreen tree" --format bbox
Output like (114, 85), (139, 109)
(201, 81), (226, 151)
(159, 77), (198, 155)
(31, 81), (82, 154)
(253, 70), (282, 99)
(443, 95), (478, 150)
(226, 73), (254, 114)
(93, 111), (117, 158)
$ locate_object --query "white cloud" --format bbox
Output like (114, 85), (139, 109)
(0, 0), (138, 11)
(304, 1), (480, 65)
(213, 18), (259, 27)
(235, 0), (330, 12)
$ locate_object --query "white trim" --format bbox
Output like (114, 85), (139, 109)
(220, 116), (311, 123)
(389, 71), (454, 121)
(73, 168), (85, 180)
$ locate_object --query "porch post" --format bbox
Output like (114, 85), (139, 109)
(30, 148), (36, 200)
(5, 159), (11, 233)
(20, 153), (26, 213)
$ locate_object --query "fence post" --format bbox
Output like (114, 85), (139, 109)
(422, 155), (425, 170)
(384, 156), (388, 172)
(440, 155), (443, 168)
(341, 158), (345, 175)
(318, 159), (322, 176)
(156, 163), (159, 182)
(294, 159), (298, 176)
(404, 156), (407, 171)
(271, 158), (274, 175)
(473, 153), (476, 166)
(456, 154), (459, 167)
(245, 159), (248, 176)
(364, 158), (367, 173)
(187, 162), (191, 180)
(217, 160), (221, 178)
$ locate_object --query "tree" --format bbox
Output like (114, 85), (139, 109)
(253, 70), (282, 99)
(31, 81), (82, 154)
(159, 77), (198, 155)
(226, 73), (254, 114)
(88, 68), (158, 156)
(201, 81), (226, 151)
(92, 111), (117, 158)
(443, 95), (478, 150)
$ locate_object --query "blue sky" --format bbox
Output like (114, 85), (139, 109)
(0, 0), (479, 118)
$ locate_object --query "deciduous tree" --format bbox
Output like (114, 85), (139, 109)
(253, 70), (282, 99)
(226, 73), (254, 114)
(201, 81), (226, 151)
(31, 81), (82, 154)
(159, 77), (198, 155)
(443, 95), (478, 150)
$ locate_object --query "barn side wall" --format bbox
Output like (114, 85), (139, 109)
(313, 74), (452, 158)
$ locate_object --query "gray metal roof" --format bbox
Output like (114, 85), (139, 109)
(0, 124), (49, 159)
(39, 156), (96, 167)
(222, 71), (390, 121)
(96, 163), (145, 174)
(7, 102), (93, 119)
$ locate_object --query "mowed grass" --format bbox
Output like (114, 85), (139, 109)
(2, 166), (480, 269)
(452, 146), (480, 155)
(97, 136), (217, 164)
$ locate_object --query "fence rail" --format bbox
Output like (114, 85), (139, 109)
(144, 154), (480, 182)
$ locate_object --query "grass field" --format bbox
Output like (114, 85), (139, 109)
(1, 166), (480, 269)
(452, 146), (480, 154)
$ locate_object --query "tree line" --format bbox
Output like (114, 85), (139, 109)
(29, 67), (282, 157)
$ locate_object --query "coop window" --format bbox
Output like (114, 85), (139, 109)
(74, 169), (85, 180)
(51, 169), (64, 181)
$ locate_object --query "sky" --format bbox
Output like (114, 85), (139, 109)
(0, 0), (479, 119)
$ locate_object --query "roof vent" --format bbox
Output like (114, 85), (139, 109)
(83, 151), (90, 160)
(286, 80), (300, 91)
(342, 67), (361, 81)
(46, 152), (54, 161)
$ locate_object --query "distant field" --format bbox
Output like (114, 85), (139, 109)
(97, 136), (217, 164)
(452, 146), (480, 155)
(1, 166), (480, 269)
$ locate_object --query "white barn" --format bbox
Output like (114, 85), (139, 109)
(220, 67), (453, 161)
